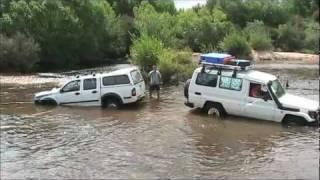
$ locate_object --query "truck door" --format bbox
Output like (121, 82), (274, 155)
(78, 78), (100, 106)
(58, 80), (81, 105)
(243, 82), (276, 121)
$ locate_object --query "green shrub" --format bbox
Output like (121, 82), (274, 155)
(133, 1), (178, 48)
(130, 34), (164, 72)
(276, 23), (306, 52)
(249, 33), (273, 51)
(245, 21), (273, 51)
(175, 50), (197, 80)
(304, 21), (319, 53)
(158, 49), (178, 83)
(221, 33), (251, 59)
(157, 49), (197, 84)
(0, 33), (40, 73)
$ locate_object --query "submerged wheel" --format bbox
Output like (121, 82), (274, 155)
(204, 102), (225, 118)
(40, 99), (57, 106)
(103, 97), (121, 109)
(282, 115), (307, 126)
(207, 107), (221, 117)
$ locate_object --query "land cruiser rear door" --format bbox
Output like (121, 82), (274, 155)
(130, 70), (145, 98)
(243, 82), (276, 121)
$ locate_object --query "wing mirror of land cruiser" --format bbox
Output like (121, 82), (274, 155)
(263, 94), (269, 101)
(261, 85), (270, 101)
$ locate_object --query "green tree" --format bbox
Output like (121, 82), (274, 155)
(244, 21), (273, 51)
(106, 0), (176, 16)
(1, 0), (126, 70)
(221, 33), (251, 59)
(133, 1), (177, 48)
(0, 33), (40, 72)
(130, 33), (164, 71)
(176, 7), (234, 52)
(276, 23), (306, 52)
(304, 20), (319, 53)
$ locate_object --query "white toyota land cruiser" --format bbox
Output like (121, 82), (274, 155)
(184, 63), (319, 125)
(34, 67), (145, 108)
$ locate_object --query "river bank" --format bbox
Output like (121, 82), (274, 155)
(0, 51), (318, 86)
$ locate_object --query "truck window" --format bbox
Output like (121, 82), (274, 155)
(130, 70), (143, 84)
(196, 73), (218, 87)
(249, 82), (272, 100)
(103, 75), (130, 86)
(83, 78), (96, 90)
(61, 80), (80, 92)
(219, 76), (242, 91)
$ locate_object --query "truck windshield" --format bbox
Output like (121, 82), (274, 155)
(270, 79), (285, 98)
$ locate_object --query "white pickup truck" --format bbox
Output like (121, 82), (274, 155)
(34, 67), (145, 108)
(184, 63), (319, 125)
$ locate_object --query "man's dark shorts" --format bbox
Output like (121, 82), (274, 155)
(150, 84), (160, 91)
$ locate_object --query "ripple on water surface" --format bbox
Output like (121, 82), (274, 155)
(0, 69), (319, 179)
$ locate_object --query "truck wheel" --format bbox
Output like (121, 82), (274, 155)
(204, 102), (225, 118)
(104, 97), (120, 109)
(282, 115), (307, 126)
(40, 99), (57, 106)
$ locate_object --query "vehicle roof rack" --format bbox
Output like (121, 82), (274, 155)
(200, 61), (251, 78)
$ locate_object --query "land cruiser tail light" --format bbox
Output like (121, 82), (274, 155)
(132, 88), (136, 96)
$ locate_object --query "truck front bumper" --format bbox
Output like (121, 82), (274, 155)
(184, 101), (194, 108)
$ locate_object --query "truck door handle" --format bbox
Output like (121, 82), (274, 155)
(92, 90), (97, 94)
(195, 92), (201, 95)
(75, 92), (80, 95)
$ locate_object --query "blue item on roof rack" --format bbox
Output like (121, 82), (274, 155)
(200, 53), (233, 64)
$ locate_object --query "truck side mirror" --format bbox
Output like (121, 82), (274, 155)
(263, 95), (269, 101)
(263, 92), (272, 101)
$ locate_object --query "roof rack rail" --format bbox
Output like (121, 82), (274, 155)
(200, 60), (252, 78)
(201, 59), (251, 70)
(201, 62), (243, 71)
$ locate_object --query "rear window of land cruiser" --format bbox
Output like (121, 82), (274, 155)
(196, 72), (218, 87)
(219, 76), (242, 91)
(103, 75), (130, 86)
(130, 70), (143, 84)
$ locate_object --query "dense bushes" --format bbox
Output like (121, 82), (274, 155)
(176, 7), (234, 52)
(0, 0), (319, 76)
(221, 33), (251, 59)
(1, 0), (127, 70)
(0, 33), (40, 72)
(245, 21), (273, 51)
(130, 34), (197, 83)
(130, 34), (164, 71)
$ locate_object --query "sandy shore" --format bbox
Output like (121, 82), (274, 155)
(252, 51), (319, 64)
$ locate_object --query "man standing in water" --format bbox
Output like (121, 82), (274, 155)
(149, 65), (162, 100)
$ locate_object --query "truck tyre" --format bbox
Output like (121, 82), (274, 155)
(184, 79), (191, 98)
(40, 99), (57, 106)
(102, 97), (121, 109)
(282, 115), (307, 126)
(204, 102), (226, 118)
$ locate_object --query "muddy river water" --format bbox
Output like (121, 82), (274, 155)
(0, 66), (319, 179)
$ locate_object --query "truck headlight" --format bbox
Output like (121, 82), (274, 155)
(308, 111), (319, 120)
(34, 94), (48, 100)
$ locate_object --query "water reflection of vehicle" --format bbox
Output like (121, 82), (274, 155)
(184, 62), (319, 125)
(34, 67), (145, 108)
